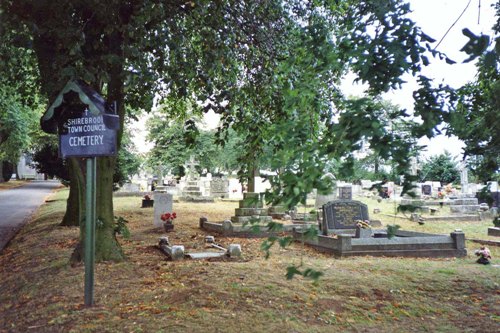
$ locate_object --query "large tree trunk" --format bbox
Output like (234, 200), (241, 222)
(18, 2), (129, 262)
(72, 21), (127, 262)
(0, 161), (4, 183)
(94, 156), (124, 261)
(61, 158), (85, 226)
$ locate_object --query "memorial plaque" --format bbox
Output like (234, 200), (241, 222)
(338, 186), (353, 200)
(59, 109), (117, 158)
(421, 184), (432, 196)
(322, 200), (369, 230)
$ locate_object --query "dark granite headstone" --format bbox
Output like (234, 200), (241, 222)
(476, 191), (500, 208)
(322, 200), (369, 232)
(421, 185), (432, 196)
(338, 186), (353, 200)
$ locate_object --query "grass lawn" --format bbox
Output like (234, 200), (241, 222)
(0, 180), (30, 191)
(0, 189), (499, 332)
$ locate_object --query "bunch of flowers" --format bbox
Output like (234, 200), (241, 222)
(161, 212), (177, 223)
(437, 191), (444, 199)
(143, 194), (151, 201)
(355, 220), (371, 229)
(475, 246), (492, 265)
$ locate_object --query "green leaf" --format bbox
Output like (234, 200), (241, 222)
(285, 265), (302, 280)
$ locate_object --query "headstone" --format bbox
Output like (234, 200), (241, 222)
(185, 156), (200, 180)
(360, 180), (372, 189)
(338, 186), (353, 200)
(460, 162), (469, 194)
(210, 177), (229, 198)
(488, 181), (499, 192)
(410, 157), (418, 176)
(315, 173), (337, 208)
(228, 178), (243, 199)
(227, 244), (242, 257)
(153, 192), (173, 228)
(421, 184), (432, 196)
(321, 200), (369, 232)
(432, 182), (441, 191)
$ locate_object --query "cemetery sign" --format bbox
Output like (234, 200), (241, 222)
(40, 79), (120, 307)
(59, 109), (117, 157)
(40, 79), (120, 158)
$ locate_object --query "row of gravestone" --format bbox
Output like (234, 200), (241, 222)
(151, 186), (368, 233)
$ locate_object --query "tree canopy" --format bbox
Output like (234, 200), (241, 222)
(419, 152), (460, 185)
(449, 3), (500, 182)
(2, 0), (493, 261)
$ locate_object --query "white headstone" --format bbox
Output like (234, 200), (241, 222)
(488, 181), (499, 192)
(315, 173), (337, 208)
(360, 179), (372, 189)
(153, 192), (173, 227)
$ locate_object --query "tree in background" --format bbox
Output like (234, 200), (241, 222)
(114, 130), (142, 189)
(147, 116), (243, 177)
(447, 2), (500, 183)
(327, 97), (418, 184)
(419, 152), (460, 185)
(0, 86), (38, 182)
(1, 0), (460, 262)
(0, 10), (43, 182)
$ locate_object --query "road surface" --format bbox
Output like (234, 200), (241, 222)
(0, 180), (61, 253)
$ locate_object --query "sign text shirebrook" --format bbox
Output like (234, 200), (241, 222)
(60, 110), (117, 158)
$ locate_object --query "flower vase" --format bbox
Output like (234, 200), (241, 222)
(163, 220), (174, 232)
(142, 199), (154, 208)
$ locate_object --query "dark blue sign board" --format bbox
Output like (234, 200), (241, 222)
(40, 79), (119, 158)
(59, 109), (117, 158)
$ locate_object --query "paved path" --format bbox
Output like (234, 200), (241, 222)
(0, 180), (61, 253)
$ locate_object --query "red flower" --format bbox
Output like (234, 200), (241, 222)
(161, 212), (177, 221)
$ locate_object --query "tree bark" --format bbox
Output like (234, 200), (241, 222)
(71, 20), (127, 262)
(0, 161), (4, 183)
(60, 158), (84, 226)
(94, 156), (124, 261)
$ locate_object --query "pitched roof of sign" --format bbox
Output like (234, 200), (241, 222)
(40, 79), (119, 134)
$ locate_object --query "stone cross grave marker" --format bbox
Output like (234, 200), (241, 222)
(247, 166), (259, 193)
(338, 186), (353, 200)
(153, 192), (173, 227)
(321, 200), (369, 233)
(460, 162), (468, 193)
(185, 155), (199, 180)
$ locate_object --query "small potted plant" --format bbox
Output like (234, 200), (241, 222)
(161, 212), (177, 232)
(142, 194), (154, 208)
